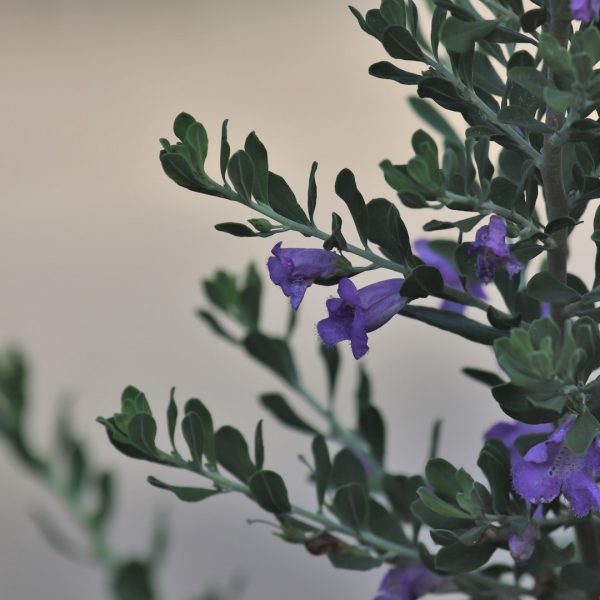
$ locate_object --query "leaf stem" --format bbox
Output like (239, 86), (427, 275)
(169, 453), (534, 596)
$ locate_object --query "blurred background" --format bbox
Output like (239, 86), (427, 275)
(0, 0), (592, 598)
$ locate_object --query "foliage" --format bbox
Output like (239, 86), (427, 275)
(0, 351), (233, 600)
(11, 0), (600, 598)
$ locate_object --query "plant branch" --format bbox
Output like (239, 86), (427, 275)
(217, 187), (495, 313)
(168, 454), (534, 597)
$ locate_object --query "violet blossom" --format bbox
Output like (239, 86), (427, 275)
(468, 216), (522, 283)
(374, 564), (445, 600)
(484, 420), (553, 465)
(512, 417), (600, 517)
(508, 523), (539, 564)
(570, 0), (600, 21)
(317, 277), (407, 359)
(485, 420), (552, 563)
(267, 242), (350, 310)
(414, 239), (486, 313)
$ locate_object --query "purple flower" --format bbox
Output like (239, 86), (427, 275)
(374, 565), (445, 600)
(267, 242), (350, 310)
(485, 420), (553, 465)
(317, 277), (407, 359)
(468, 216), (522, 283)
(508, 523), (539, 564)
(414, 239), (487, 313)
(512, 418), (600, 517)
(570, 0), (600, 21)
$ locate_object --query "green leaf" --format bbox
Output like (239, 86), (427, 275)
(423, 215), (484, 232)
(538, 33), (575, 79)
(401, 265), (444, 298)
(331, 448), (367, 492)
(111, 561), (155, 600)
(417, 487), (472, 519)
(381, 0), (406, 26)
(356, 367), (371, 410)
(435, 541), (496, 572)
(227, 150), (255, 204)
(477, 440), (512, 514)
(244, 332), (298, 385)
(307, 161), (318, 223)
(185, 398), (217, 470)
(249, 470), (291, 513)
(400, 306), (507, 345)
(359, 406), (385, 463)
(254, 420), (265, 470)
(214, 222), (258, 237)
(268, 172), (311, 225)
(185, 121), (209, 172)
(368, 499), (410, 545)
(527, 272), (582, 304)
(147, 476), (219, 503)
(497, 106), (554, 133)
(349, 6), (380, 39)
(425, 458), (461, 499)
(382, 25), (426, 62)
(565, 409), (600, 454)
(573, 26), (600, 64)
(244, 131), (269, 204)
(507, 66), (546, 101)
(127, 414), (158, 457)
(369, 61), (421, 85)
(215, 426), (256, 482)
(462, 367), (504, 387)
(544, 87), (575, 113)
(181, 412), (204, 469)
(167, 388), (178, 451)
(323, 212), (347, 252)
(259, 393), (317, 434)
(312, 435), (331, 509)
(487, 306), (521, 330)
(160, 152), (219, 195)
(384, 474), (424, 522)
(196, 310), (237, 343)
(319, 344), (340, 399)
(328, 554), (382, 571)
(367, 197), (413, 265)
(521, 8), (546, 33)
(332, 483), (368, 530)
(335, 169), (369, 247)
(439, 18), (498, 53)
(409, 98), (462, 148)
(173, 112), (196, 143)
(219, 119), (230, 182)
(545, 216), (578, 235)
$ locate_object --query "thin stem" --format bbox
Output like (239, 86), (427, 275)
(541, 0), (571, 327)
(542, 0), (599, 593)
(223, 192), (494, 313)
(427, 59), (542, 165)
(169, 455), (535, 597)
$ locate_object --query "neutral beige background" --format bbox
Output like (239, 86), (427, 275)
(1, 1), (593, 599)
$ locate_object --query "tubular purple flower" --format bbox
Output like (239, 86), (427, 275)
(267, 242), (350, 310)
(512, 417), (600, 517)
(570, 0), (600, 21)
(508, 523), (539, 564)
(374, 564), (445, 600)
(468, 216), (522, 283)
(484, 420), (552, 465)
(484, 421), (550, 563)
(414, 239), (487, 313)
(317, 277), (407, 360)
